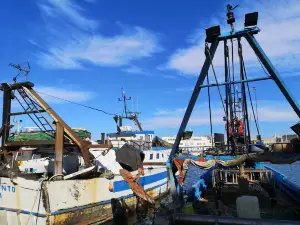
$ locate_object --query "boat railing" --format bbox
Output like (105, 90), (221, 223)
(127, 140), (152, 151)
(212, 168), (273, 187)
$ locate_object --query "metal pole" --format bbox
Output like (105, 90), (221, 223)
(207, 75), (213, 148)
(238, 37), (251, 145)
(1, 86), (12, 152)
(55, 122), (64, 177)
(169, 40), (219, 159)
(168, 40), (219, 202)
(224, 40), (230, 152)
(199, 76), (271, 88)
(253, 87), (259, 133)
(245, 33), (300, 118)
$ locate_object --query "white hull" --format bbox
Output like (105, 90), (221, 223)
(0, 167), (169, 225)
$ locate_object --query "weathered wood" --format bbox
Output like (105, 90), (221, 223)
(23, 87), (91, 167)
(6, 140), (56, 146)
(0, 82), (34, 91)
(55, 122), (64, 176)
(87, 144), (113, 149)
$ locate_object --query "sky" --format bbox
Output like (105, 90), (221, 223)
(1, 0), (300, 139)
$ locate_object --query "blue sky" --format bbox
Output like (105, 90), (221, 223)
(1, 0), (300, 139)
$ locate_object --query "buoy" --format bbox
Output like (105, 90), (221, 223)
(198, 157), (205, 162)
(108, 181), (114, 192)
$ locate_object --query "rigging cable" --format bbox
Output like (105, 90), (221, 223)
(205, 43), (226, 113)
(238, 37), (251, 144)
(36, 91), (117, 116)
(207, 74), (213, 148)
(231, 39), (237, 119)
(242, 55), (260, 136)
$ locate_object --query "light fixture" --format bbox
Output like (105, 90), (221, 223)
(205, 25), (221, 43)
(244, 12), (258, 27)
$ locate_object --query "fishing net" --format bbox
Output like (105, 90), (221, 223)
(8, 129), (91, 141)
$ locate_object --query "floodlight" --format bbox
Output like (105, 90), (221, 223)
(244, 12), (258, 27)
(182, 131), (193, 140)
(205, 25), (221, 43)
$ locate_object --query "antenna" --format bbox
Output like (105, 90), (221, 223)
(226, 4), (239, 33)
(117, 88), (143, 131)
(9, 62), (31, 82)
(118, 87), (132, 117)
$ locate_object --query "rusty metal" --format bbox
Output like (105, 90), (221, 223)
(9, 109), (46, 116)
(101, 133), (105, 144)
(120, 169), (155, 204)
(55, 122), (64, 176)
(1, 83), (12, 157)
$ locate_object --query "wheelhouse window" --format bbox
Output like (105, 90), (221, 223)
(156, 153), (159, 159)
(150, 154), (153, 160)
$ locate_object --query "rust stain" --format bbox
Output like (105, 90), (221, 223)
(88, 179), (97, 203)
(53, 213), (73, 225)
(120, 169), (155, 204)
(15, 185), (21, 225)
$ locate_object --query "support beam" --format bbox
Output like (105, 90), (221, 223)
(0, 82), (34, 91)
(9, 110), (46, 116)
(1, 88), (12, 151)
(245, 34), (300, 118)
(169, 40), (219, 159)
(199, 76), (271, 88)
(23, 87), (91, 167)
(55, 122), (64, 176)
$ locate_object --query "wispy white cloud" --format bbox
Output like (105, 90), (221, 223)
(38, 0), (98, 30)
(145, 100), (298, 129)
(122, 66), (150, 76)
(33, 0), (162, 69)
(35, 86), (95, 103)
(165, 0), (300, 76)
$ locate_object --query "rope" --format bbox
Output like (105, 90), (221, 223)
(205, 43), (226, 113)
(36, 91), (117, 116)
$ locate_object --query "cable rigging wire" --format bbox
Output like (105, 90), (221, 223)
(242, 55), (260, 136)
(36, 91), (117, 116)
(205, 43), (226, 113)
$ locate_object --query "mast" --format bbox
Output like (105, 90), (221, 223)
(117, 88), (143, 131)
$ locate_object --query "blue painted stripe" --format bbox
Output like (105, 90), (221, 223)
(0, 207), (47, 217)
(113, 171), (168, 192)
(0, 181), (168, 217)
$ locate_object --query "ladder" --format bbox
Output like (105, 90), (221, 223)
(16, 88), (54, 133)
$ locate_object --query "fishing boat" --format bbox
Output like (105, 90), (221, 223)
(155, 5), (300, 225)
(0, 81), (169, 225)
(106, 88), (172, 167)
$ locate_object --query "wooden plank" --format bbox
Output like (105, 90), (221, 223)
(0, 82), (34, 91)
(6, 140), (55, 146)
(87, 144), (113, 149)
(55, 122), (64, 176)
